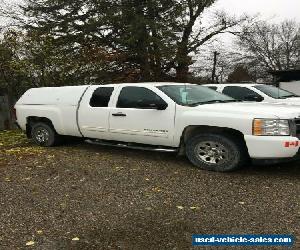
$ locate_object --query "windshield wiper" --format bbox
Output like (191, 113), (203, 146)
(188, 100), (239, 107)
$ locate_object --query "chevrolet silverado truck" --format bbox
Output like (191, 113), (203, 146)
(15, 83), (300, 172)
(204, 83), (300, 104)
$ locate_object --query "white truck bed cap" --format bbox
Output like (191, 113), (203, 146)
(16, 86), (89, 106)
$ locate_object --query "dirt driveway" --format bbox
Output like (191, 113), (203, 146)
(0, 130), (299, 249)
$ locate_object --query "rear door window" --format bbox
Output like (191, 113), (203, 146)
(90, 87), (114, 107)
(222, 86), (262, 101)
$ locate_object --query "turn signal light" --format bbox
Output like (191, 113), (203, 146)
(253, 119), (263, 136)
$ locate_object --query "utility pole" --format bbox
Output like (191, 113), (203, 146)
(220, 65), (224, 84)
(211, 51), (219, 83)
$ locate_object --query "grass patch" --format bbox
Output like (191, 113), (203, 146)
(0, 130), (29, 147)
(0, 130), (45, 156)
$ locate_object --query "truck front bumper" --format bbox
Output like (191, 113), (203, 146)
(244, 135), (300, 159)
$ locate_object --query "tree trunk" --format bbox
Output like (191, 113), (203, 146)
(175, 43), (191, 82)
(176, 64), (189, 82)
(139, 55), (151, 81)
(134, 1), (151, 82)
(211, 51), (218, 83)
(137, 32), (151, 81)
(147, 2), (163, 81)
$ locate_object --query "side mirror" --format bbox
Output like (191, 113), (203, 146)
(155, 102), (168, 110)
(137, 100), (168, 110)
(149, 101), (168, 110)
(244, 94), (264, 102)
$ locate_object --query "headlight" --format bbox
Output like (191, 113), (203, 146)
(253, 119), (290, 136)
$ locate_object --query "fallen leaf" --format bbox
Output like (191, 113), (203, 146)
(152, 187), (162, 192)
(60, 203), (67, 209)
(26, 241), (35, 246)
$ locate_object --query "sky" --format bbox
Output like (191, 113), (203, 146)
(192, 0), (300, 73)
(2, 0), (300, 16)
(1, 0), (300, 25)
(213, 0), (300, 22)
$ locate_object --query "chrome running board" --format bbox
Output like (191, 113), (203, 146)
(85, 139), (178, 153)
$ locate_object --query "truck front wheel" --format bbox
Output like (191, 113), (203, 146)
(31, 122), (61, 147)
(185, 133), (247, 172)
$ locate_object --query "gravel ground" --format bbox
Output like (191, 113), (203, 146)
(0, 130), (299, 250)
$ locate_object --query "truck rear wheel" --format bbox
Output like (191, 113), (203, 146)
(31, 122), (61, 147)
(185, 133), (246, 172)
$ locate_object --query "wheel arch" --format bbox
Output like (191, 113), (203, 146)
(179, 125), (249, 156)
(26, 116), (57, 138)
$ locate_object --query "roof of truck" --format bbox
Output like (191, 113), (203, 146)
(16, 82), (197, 106)
(89, 82), (194, 87)
(32, 82), (192, 89)
(204, 83), (264, 87)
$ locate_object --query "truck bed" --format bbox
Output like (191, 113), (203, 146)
(15, 85), (90, 136)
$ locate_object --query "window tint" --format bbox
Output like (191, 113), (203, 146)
(254, 85), (298, 99)
(207, 86), (217, 91)
(90, 87), (114, 107)
(222, 86), (262, 101)
(117, 87), (165, 109)
(158, 85), (234, 106)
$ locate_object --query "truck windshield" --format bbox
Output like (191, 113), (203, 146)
(254, 85), (299, 99)
(158, 85), (237, 106)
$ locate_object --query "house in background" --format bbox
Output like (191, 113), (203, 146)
(269, 70), (300, 95)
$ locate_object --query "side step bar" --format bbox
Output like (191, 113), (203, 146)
(85, 139), (178, 153)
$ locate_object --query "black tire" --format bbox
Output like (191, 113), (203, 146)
(31, 122), (61, 147)
(185, 133), (247, 172)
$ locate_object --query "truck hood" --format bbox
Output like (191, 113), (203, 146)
(272, 97), (300, 105)
(192, 101), (300, 119)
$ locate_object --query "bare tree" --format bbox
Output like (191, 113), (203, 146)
(237, 20), (300, 72)
(190, 38), (247, 83)
(174, 6), (252, 81)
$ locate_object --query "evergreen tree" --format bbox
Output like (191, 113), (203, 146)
(20, 0), (245, 82)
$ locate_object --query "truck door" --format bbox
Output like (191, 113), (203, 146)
(109, 86), (176, 146)
(77, 86), (115, 140)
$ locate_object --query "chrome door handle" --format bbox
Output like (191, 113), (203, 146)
(112, 112), (127, 117)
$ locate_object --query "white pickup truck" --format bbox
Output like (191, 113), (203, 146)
(205, 83), (300, 104)
(15, 83), (300, 172)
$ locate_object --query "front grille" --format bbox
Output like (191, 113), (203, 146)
(294, 119), (300, 138)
